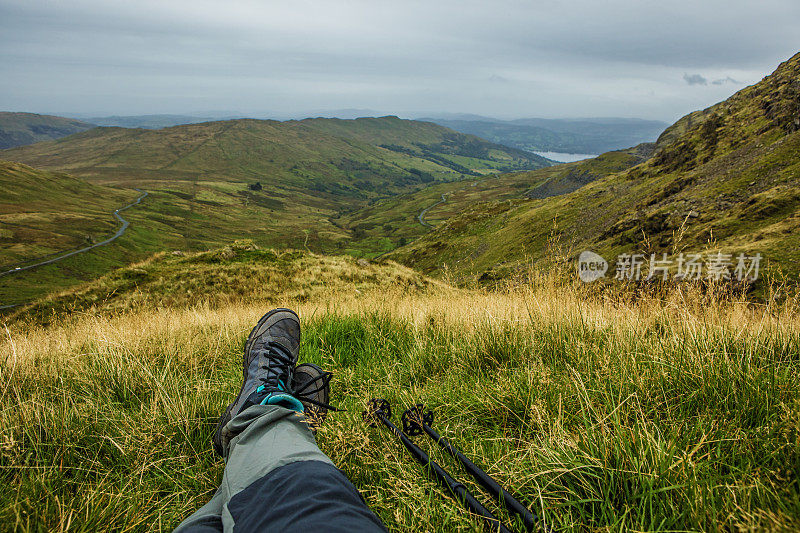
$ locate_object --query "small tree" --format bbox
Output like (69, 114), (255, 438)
(249, 182), (262, 191)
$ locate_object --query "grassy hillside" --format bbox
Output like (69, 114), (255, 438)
(0, 160), (139, 266)
(390, 52), (800, 282)
(0, 179), (357, 306)
(6, 240), (439, 325)
(337, 143), (652, 257)
(0, 116), (549, 191)
(303, 117), (548, 173)
(1, 249), (798, 531)
(525, 143), (654, 199)
(0, 117), (550, 246)
(0, 112), (94, 149)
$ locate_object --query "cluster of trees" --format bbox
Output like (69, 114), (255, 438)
(407, 168), (435, 183)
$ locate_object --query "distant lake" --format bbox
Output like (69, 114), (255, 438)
(534, 151), (598, 163)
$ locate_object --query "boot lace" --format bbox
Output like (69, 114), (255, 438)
(258, 344), (295, 393)
(292, 369), (340, 412)
(258, 344), (340, 412)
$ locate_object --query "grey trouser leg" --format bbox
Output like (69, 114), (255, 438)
(175, 405), (385, 532)
(175, 405), (331, 532)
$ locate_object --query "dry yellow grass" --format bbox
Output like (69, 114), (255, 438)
(6, 272), (797, 368)
(1, 269), (799, 531)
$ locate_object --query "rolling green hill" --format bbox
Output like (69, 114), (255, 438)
(0, 160), (150, 305)
(337, 142), (654, 257)
(5, 240), (439, 325)
(390, 52), (800, 282)
(0, 116), (551, 259)
(0, 115), (550, 254)
(0, 116), (549, 190)
(0, 160), (139, 265)
(0, 112), (94, 149)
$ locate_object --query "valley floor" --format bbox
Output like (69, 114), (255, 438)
(2, 271), (798, 531)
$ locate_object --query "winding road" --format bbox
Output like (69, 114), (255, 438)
(0, 189), (149, 279)
(417, 193), (449, 227)
(416, 179), (483, 228)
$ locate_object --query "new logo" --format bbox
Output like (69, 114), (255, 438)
(578, 251), (608, 282)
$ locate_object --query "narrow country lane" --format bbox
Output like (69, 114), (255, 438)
(0, 189), (149, 279)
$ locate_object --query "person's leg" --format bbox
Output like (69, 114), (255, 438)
(224, 459), (384, 531)
(174, 487), (226, 533)
(174, 309), (385, 533)
(176, 405), (384, 532)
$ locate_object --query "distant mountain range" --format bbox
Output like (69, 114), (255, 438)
(1, 111), (669, 157)
(80, 114), (218, 129)
(418, 114), (669, 155)
(0, 111), (391, 148)
(66, 109), (387, 130)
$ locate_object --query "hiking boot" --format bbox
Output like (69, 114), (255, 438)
(292, 363), (333, 430)
(213, 308), (305, 457)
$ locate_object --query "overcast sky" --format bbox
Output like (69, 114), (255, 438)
(1, 0), (798, 122)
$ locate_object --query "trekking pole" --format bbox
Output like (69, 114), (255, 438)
(402, 404), (543, 532)
(363, 399), (512, 533)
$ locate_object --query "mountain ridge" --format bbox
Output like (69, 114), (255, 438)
(0, 112), (95, 149)
(1, 116), (551, 188)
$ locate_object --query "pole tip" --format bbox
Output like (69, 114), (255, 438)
(362, 398), (392, 426)
(401, 404), (433, 436)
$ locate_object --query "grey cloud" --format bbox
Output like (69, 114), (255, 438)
(1, 0), (798, 121)
(712, 76), (742, 85)
(683, 74), (708, 85)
